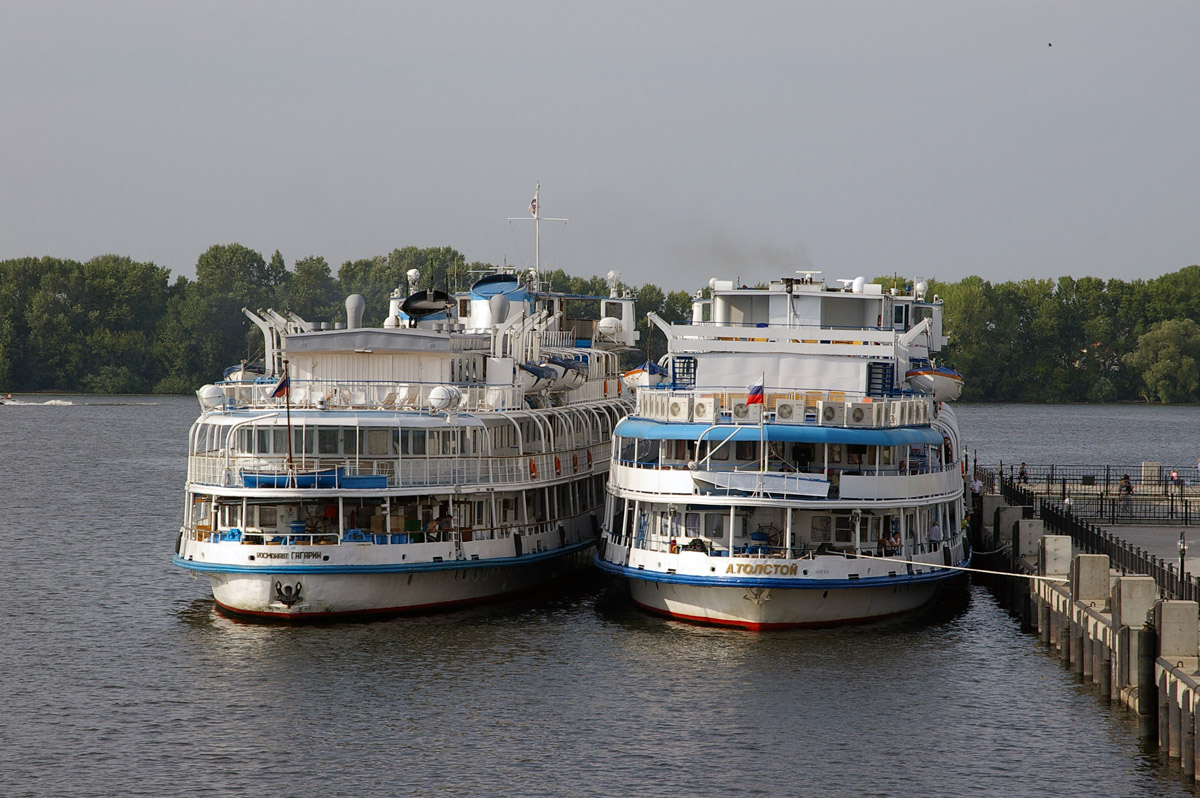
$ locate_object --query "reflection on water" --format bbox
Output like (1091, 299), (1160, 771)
(3, 397), (1200, 796)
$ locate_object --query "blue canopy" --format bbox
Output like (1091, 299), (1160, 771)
(613, 418), (944, 446)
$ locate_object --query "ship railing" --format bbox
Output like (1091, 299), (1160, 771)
(616, 529), (967, 561)
(633, 386), (931, 425)
(187, 442), (612, 490)
(214, 377), (629, 413)
(188, 515), (590, 549)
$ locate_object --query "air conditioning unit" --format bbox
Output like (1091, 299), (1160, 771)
(731, 402), (762, 424)
(818, 400), (845, 426)
(846, 401), (874, 428)
(667, 396), (692, 422)
(774, 400), (802, 423)
(637, 393), (653, 419)
(911, 399), (927, 425)
(653, 393), (670, 421)
(884, 400), (902, 427)
(692, 395), (717, 423)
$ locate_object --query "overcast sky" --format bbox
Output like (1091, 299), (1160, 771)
(3, 2), (1197, 294)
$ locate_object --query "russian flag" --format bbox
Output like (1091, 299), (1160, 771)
(270, 374), (290, 398)
(746, 377), (764, 405)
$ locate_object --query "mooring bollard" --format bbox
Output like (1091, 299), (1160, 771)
(1183, 697), (1195, 776)
(1100, 649), (1112, 705)
(1138, 624), (1158, 740)
(1072, 621), (1086, 675)
(1039, 600), (1051, 645)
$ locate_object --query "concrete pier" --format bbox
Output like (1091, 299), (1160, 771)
(977, 487), (1200, 780)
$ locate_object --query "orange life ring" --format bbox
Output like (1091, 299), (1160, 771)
(529, 458), (537, 478)
(586, 450), (593, 468)
(573, 453), (579, 473)
(554, 455), (562, 476)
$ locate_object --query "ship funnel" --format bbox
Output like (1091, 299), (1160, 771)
(345, 294), (366, 329)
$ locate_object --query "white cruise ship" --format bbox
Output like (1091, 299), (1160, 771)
(595, 273), (968, 629)
(174, 198), (639, 620)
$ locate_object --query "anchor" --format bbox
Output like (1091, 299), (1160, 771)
(743, 587), (771, 606)
(274, 581), (303, 607)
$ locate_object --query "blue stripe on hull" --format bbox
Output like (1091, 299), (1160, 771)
(174, 538), (597, 575)
(593, 552), (969, 590)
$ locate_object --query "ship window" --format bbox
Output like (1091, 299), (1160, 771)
(256, 428), (270, 453)
(634, 438), (659, 465)
(811, 515), (831, 542)
(293, 428), (314, 454)
(400, 430), (426, 456)
(344, 429), (358, 455)
(273, 429), (287, 454)
(847, 445), (866, 466)
(735, 441), (757, 461)
(685, 513), (700, 536)
(704, 441), (729, 462)
(259, 506), (277, 528)
(705, 514), (725, 538)
(318, 428), (339, 454)
(834, 516), (852, 543)
(365, 428), (392, 456)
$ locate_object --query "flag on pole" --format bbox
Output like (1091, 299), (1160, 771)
(746, 376), (764, 405)
(270, 374), (290, 398)
(528, 196), (538, 217)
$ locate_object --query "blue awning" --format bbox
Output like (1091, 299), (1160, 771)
(613, 418), (944, 446)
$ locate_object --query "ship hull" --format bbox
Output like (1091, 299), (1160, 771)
(184, 544), (594, 621)
(626, 576), (939, 630)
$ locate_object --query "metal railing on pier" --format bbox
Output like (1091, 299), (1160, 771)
(992, 461), (1198, 526)
(1000, 475), (1200, 602)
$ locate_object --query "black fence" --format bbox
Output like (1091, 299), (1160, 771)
(992, 461), (1197, 526)
(997, 462), (1197, 495)
(1001, 475), (1200, 602)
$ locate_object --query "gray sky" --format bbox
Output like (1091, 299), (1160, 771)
(3, 2), (1198, 294)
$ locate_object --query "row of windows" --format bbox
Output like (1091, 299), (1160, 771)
(619, 437), (906, 467)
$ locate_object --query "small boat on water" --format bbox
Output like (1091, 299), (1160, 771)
(174, 190), (640, 620)
(595, 273), (970, 629)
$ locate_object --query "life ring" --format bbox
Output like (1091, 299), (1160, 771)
(573, 453), (579, 473)
(603, 381), (609, 397)
(529, 458), (537, 479)
(554, 455), (562, 476)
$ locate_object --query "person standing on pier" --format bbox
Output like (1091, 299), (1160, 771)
(1119, 474), (1134, 516)
(1019, 462), (1029, 483)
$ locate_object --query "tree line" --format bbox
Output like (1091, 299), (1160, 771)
(0, 244), (1197, 402)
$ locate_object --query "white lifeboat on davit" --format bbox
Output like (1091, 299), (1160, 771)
(905, 364), (964, 402)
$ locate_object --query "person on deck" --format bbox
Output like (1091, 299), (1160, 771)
(929, 520), (943, 552)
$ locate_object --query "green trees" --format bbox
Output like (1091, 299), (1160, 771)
(0, 256), (169, 392)
(1123, 319), (1200, 403)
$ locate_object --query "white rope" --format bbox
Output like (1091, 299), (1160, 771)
(853, 551), (1068, 583)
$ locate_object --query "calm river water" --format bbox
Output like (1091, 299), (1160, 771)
(2, 396), (1198, 797)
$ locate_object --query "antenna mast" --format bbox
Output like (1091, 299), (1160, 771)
(507, 183), (567, 291)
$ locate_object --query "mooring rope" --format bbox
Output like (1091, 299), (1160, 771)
(852, 551), (1068, 583)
